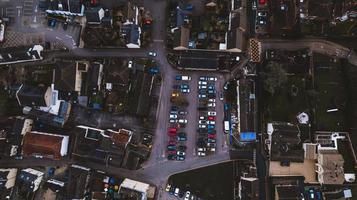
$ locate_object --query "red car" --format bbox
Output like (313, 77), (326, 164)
(208, 116), (215, 121)
(208, 134), (216, 139)
(168, 140), (177, 145)
(168, 127), (177, 133)
(167, 150), (177, 155)
(168, 132), (177, 137)
(259, 0), (266, 5)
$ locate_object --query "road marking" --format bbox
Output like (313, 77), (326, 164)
(153, 39), (164, 42)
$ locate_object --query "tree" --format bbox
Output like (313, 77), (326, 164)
(170, 96), (189, 107)
(260, 62), (287, 94)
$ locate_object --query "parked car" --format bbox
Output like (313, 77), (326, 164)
(170, 114), (178, 119)
(207, 121), (215, 125)
(208, 85), (215, 90)
(169, 186), (175, 195)
(169, 119), (178, 123)
(176, 155), (185, 161)
(198, 94), (207, 98)
(207, 129), (216, 134)
(128, 60), (133, 68)
(148, 51), (157, 57)
(198, 81), (207, 85)
(219, 92), (224, 100)
(167, 145), (176, 150)
(208, 139), (216, 143)
(208, 99), (215, 102)
(167, 150), (177, 155)
(168, 154), (176, 160)
(148, 67), (159, 75)
(199, 116), (205, 120)
(169, 127), (177, 133)
(180, 84), (189, 89)
(198, 89), (207, 95)
(181, 88), (190, 93)
(208, 134), (216, 139)
(207, 124), (215, 129)
(199, 120), (207, 124)
(198, 124), (206, 128)
(207, 111), (216, 116)
(208, 76), (217, 81)
(185, 191), (191, 200)
(199, 76), (208, 81)
(207, 103), (216, 107)
(257, 11), (267, 16)
(176, 75), (191, 80)
(208, 89), (216, 94)
(177, 151), (186, 156)
(198, 85), (207, 89)
(178, 119), (188, 124)
(174, 188), (180, 196)
(208, 116), (215, 121)
(179, 110), (187, 115)
(165, 184), (171, 192)
(177, 135), (187, 141)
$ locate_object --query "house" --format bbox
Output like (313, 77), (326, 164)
(16, 85), (52, 107)
(267, 122), (304, 162)
(16, 84), (72, 127)
(22, 131), (69, 160)
(118, 178), (155, 200)
(267, 122), (317, 183)
(0, 45), (43, 66)
(173, 27), (190, 50)
(239, 176), (259, 200)
(53, 60), (89, 96)
(86, 7), (105, 25)
(121, 23), (141, 48)
(0, 168), (17, 189)
(315, 152), (345, 185)
(274, 185), (302, 200)
(67, 164), (91, 199)
(46, 0), (85, 16)
(73, 126), (134, 166)
(0, 168), (17, 200)
(17, 168), (44, 192)
(89, 62), (104, 92)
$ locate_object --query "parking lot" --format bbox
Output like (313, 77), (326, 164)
(165, 72), (229, 162)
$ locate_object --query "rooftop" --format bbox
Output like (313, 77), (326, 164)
(267, 122), (304, 162)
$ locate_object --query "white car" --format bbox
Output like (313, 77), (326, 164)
(165, 184), (171, 192)
(198, 81), (207, 85)
(148, 51), (157, 57)
(207, 121), (215, 125)
(208, 76), (217, 81)
(199, 76), (208, 81)
(199, 116), (205, 120)
(184, 191), (191, 200)
(128, 60), (133, 68)
(198, 85), (207, 89)
(210, 147), (216, 152)
(169, 114), (178, 119)
(198, 151), (206, 156)
(181, 88), (190, 93)
(198, 120), (206, 124)
(208, 99), (216, 102)
(198, 124), (206, 128)
(208, 103), (216, 107)
(257, 11), (267, 17)
(198, 94), (207, 98)
(169, 119), (178, 123)
(177, 151), (186, 156)
(208, 111), (216, 116)
(174, 188), (180, 196)
(178, 119), (187, 124)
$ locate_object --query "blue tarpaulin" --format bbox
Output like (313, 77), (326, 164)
(240, 132), (257, 141)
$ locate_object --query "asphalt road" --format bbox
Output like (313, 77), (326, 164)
(260, 39), (357, 66)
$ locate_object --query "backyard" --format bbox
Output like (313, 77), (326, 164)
(313, 54), (347, 131)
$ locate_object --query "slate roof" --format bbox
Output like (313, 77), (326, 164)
(16, 85), (50, 107)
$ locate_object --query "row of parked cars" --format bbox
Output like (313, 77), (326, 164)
(197, 76), (218, 156)
(167, 75), (192, 161)
(166, 184), (201, 200)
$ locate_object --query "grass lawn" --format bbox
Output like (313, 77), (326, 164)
(314, 55), (346, 131)
(266, 75), (310, 122)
